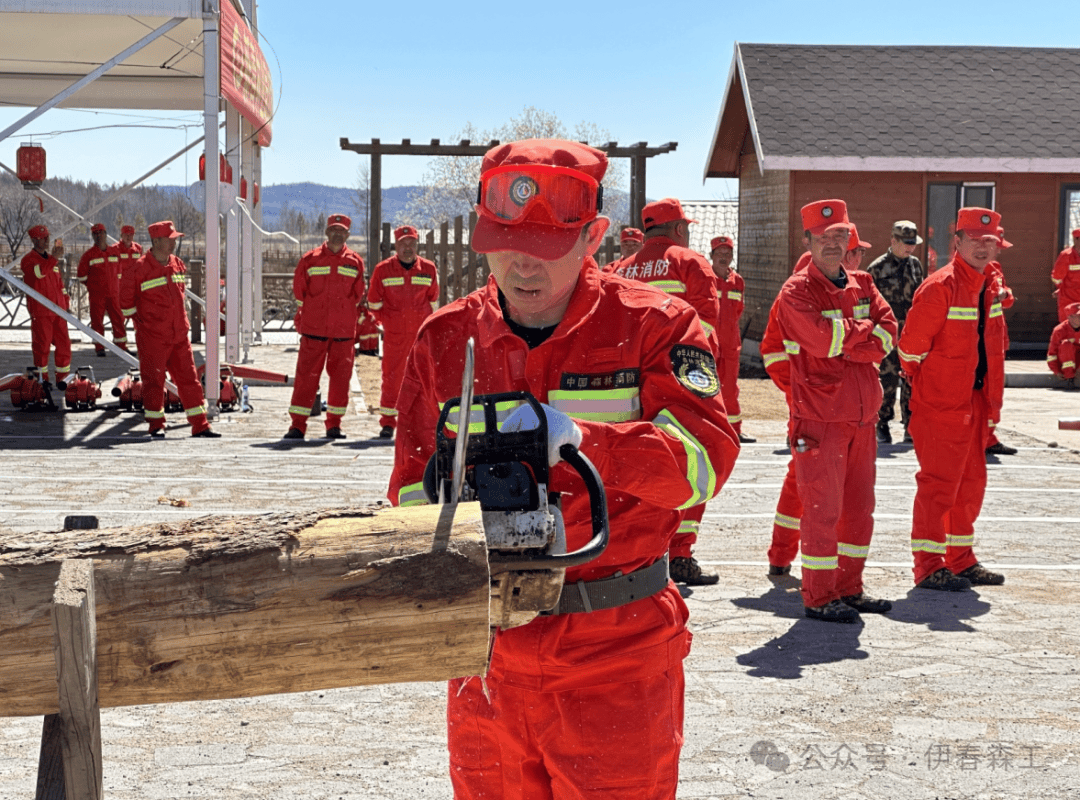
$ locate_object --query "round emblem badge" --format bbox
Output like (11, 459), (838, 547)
(981, 214), (991, 225)
(509, 176), (539, 207)
(822, 206), (833, 218)
(670, 345), (720, 398)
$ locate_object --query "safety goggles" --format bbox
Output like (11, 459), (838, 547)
(476, 164), (603, 228)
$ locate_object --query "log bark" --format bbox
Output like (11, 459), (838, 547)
(0, 504), (491, 718)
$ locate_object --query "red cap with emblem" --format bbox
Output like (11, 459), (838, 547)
(710, 235), (734, 252)
(28, 224), (49, 239)
(846, 224), (871, 251)
(642, 198), (697, 230)
(90, 223), (106, 234)
(956, 207), (1001, 240)
(394, 225), (419, 242)
(620, 227), (643, 243)
(472, 139), (608, 261)
(121, 225), (135, 236)
(800, 199), (850, 236)
(148, 220), (183, 239)
(327, 214), (351, 231)
(995, 227), (1013, 249)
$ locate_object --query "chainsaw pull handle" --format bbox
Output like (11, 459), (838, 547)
(489, 442), (610, 571)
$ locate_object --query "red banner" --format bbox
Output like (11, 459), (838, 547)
(219, 1), (273, 147)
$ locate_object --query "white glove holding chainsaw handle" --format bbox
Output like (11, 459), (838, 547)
(499, 402), (583, 467)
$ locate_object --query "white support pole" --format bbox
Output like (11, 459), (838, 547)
(240, 119), (255, 361)
(253, 142), (264, 342)
(203, 3), (221, 414)
(225, 106), (241, 364)
(0, 18), (186, 146)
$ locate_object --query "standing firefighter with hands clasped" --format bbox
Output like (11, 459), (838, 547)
(775, 199), (898, 623)
(388, 139), (739, 799)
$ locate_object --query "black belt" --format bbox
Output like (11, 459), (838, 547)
(302, 334), (353, 342)
(540, 555), (669, 616)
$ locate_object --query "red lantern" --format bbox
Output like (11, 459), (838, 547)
(198, 153), (233, 183)
(239, 176), (248, 201)
(253, 183), (260, 206)
(17, 144), (46, 187)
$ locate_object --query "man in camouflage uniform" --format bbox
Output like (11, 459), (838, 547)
(867, 220), (925, 444)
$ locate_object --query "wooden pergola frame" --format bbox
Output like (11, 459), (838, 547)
(339, 138), (678, 265)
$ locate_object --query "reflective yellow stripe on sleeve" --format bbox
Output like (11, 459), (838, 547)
(548, 387), (642, 423)
(897, 346), (926, 364)
(652, 408), (717, 510)
(872, 324), (894, 354)
(762, 350), (789, 368)
(399, 480), (429, 507)
(947, 306), (978, 320)
(820, 310), (845, 358)
(648, 280), (687, 294)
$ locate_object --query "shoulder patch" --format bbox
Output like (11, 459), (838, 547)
(670, 344), (720, 398)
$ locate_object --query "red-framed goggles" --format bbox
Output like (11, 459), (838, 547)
(476, 164), (603, 228)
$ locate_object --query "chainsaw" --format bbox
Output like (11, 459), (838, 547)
(422, 339), (609, 629)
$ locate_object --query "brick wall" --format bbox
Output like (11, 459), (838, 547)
(738, 150), (790, 341)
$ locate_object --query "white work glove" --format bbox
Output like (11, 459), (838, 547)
(500, 402), (583, 467)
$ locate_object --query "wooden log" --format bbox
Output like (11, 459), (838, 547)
(0, 504), (490, 718)
(50, 559), (103, 800)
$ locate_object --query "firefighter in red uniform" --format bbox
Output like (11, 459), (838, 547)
(761, 217), (864, 577)
(1048, 302), (1080, 386)
(108, 224), (143, 290)
(367, 224), (439, 439)
(19, 224), (71, 390)
(775, 200), (897, 623)
(985, 228), (1018, 456)
(355, 300), (380, 357)
(389, 139), (739, 799)
(1051, 228), (1080, 322)
(605, 198), (723, 585)
(619, 226), (643, 259)
(77, 222), (129, 356)
(120, 221), (219, 439)
(899, 207), (1009, 591)
(283, 214), (366, 440)
(711, 234), (755, 443)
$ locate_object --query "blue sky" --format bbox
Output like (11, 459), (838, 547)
(0, 0), (1073, 202)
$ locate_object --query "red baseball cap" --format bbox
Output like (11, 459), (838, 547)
(995, 227), (1013, 249)
(28, 224), (49, 239)
(620, 227), (643, 243)
(956, 207), (1001, 240)
(120, 225), (135, 236)
(395, 225), (419, 242)
(471, 139), (608, 261)
(641, 198), (697, 231)
(800, 199), (850, 236)
(1066, 302), (1080, 316)
(710, 235), (735, 252)
(90, 223), (106, 234)
(846, 224), (871, 251)
(148, 220), (183, 239)
(327, 214), (351, 230)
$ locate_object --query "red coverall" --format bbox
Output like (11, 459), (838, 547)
(355, 305), (380, 355)
(19, 249), (72, 385)
(77, 245), (129, 352)
(605, 236), (722, 559)
(984, 262), (1014, 447)
(1048, 319), (1080, 379)
(1051, 245), (1080, 322)
(288, 243), (366, 434)
(775, 263), (897, 608)
(367, 254), (438, 429)
(898, 255), (1007, 584)
(120, 251), (210, 434)
(389, 263), (739, 800)
(716, 269), (745, 434)
(760, 294), (802, 571)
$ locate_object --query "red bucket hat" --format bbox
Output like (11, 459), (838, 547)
(28, 224), (49, 239)
(641, 198), (697, 231)
(800, 199), (850, 236)
(710, 235), (735, 252)
(148, 220), (184, 239)
(956, 208), (1001, 240)
(620, 227), (643, 243)
(395, 225), (419, 242)
(471, 139), (608, 261)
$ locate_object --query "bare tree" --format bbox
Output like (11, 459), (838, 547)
(400, 107), (628, 231)
(352, 162), (371, 246)
(0, 176), (44, 263)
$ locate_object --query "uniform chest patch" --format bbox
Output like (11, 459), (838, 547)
(670, 345), (720, 398)
(559, 368), (639, 391)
